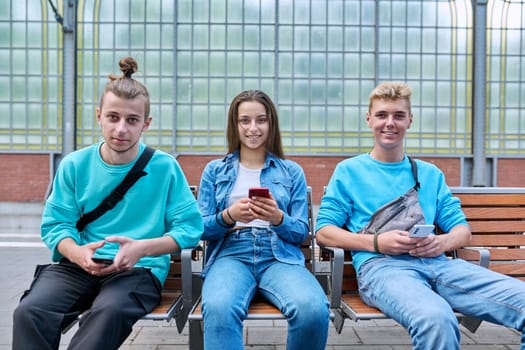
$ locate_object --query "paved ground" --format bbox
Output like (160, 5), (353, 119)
(0, 213), (522, 349)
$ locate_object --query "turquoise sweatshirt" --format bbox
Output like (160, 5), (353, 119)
(315, 153), (467, 273)
(41, 142), (203, 284)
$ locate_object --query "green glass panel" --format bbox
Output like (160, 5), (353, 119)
(176, 105), (191, 128)
(278, 0), (293, 24)
(193, 79), (209, 102)
(261, 0), (276, 23)
(294, 26), (309, 51)
(293, 80), (308, 104)
(293, 53), (309, 77)
(244, 25), (260, 50)
(327, 53), (343, 78)
(311, 26), (326, 51)
(311, 53), (326, 77)
(193, 25), (210, 49)
(177, 26), (191, 49)
(226, 79), (242, 100)
(311, 80), (326, 103)
(177, 79), (191, 102)
(227, 52), (242, 75)
(177, 0), (192, 21)
(177, 51), (191, 75)
(210, 52), (226, 76)
(327, 80), (343, 104)
(279, 26), (293, 50)
(327, 27), (343, 51)
(278, 53), (292, 77)
(210, 78), (226, 103)
(227, 25), (242, 50)
(210, 25), (226, 49)
(422, 55), (436, 79)
(146, 26), (161, 49)
(193, 52), (209, 75)
(260, 52), (274, 76)
(227, 0), (243, 21)
(294, 1), (310, 25)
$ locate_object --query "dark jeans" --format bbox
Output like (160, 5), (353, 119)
(12, 259), (161, 350)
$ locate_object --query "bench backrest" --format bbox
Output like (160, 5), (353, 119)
(451, 187), (525, 281)
(303, 186), (314, 271)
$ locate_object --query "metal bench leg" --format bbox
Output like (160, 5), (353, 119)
(460, 315), (483, 333)
(189, 319), (204, 350)
(332, 309), (345, 334)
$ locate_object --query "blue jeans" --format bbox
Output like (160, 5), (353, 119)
(358, 254), (525, 350)
(202, 228), (329, 350)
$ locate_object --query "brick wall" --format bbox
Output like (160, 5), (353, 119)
(0, 154), (50, 202)
(497, 159), (525, 187)
(177, 155), (463, 204)
(1, 152), (521, 204)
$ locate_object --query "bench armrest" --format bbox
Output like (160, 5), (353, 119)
(174, 248), (194, 332)
(320, 246), (344, 309)
(454, 247), (490, 268)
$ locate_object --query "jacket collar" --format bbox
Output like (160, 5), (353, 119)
(222, 150), (278, 169)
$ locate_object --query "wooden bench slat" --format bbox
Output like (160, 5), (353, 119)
(467, 221), (525, 232)
(468, 234), (525, 246)
(342, 294), (383, 315)
(148, 292), (182, 314)
(458, 193), (525, 205)
(487, 263), (525, 276)
(458, 248), (525, 260)
(462, 207), (525, 219)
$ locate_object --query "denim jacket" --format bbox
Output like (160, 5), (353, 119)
(198, 151), (309, 277)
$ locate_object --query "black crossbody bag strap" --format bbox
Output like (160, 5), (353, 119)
(408, 156), (420, 191)
(76, 147), (156, 231)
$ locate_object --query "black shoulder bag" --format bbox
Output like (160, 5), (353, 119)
(76, 147), (156, 232)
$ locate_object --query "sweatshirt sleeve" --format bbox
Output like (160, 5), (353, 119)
(164, 162), (204, 249)
(41, 156), (83, 261)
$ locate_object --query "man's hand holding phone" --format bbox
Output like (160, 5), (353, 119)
(408, 224), (435, 238)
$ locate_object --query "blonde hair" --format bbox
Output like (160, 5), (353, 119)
(99, 56), (150, 118)
(368, 82), (412, 112)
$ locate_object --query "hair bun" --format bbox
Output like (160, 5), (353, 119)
(119, 57), (138, 78)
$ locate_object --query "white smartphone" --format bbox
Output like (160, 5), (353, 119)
(408, 224), (435, 238)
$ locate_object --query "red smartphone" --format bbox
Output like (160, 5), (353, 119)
(249, 187), (270, 198)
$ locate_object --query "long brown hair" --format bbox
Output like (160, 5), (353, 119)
(99, 56), (150, 118)
(226, 90), (284, 159)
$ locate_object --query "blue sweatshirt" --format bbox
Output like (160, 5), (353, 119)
(315, 153), (467, 273)
(41, 142), (203, 284)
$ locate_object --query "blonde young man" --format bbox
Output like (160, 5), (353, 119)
(316, 81), (525, 350)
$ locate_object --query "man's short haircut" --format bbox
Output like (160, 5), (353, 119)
(368, 82), (412, 112)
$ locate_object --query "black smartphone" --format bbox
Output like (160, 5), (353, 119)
(92, 257), (114, 265)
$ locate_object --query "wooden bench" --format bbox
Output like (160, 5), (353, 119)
(319, 187), (525, 334)
(63, 186), (199, 334)
(187, 186), (321, 350)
